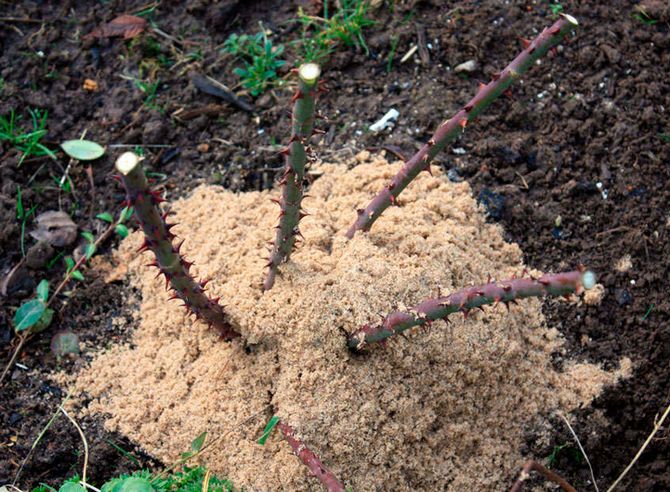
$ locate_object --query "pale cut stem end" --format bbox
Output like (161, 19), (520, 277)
(582, 270), (597, 290)
(115, 151), (142, 176)
(299, 63), (321, 85)
(560, 13), (579, 26)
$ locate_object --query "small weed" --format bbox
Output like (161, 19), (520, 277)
(547, 443), (583, 468)
(549, 2), (564, 18)
(296, 0), (375, 63)
(633, 6), (658, 25)
(132, 77), (161, 109)
(0, 109), (57, 165)
(31, 466), (233, 492)
(386, 36), (400, 73)
(97, 205), (133, 238)
(222, 29), (286, 96)
(658, 133), (670, 143)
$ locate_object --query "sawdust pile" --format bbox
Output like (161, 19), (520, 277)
(72, 153), (629, 491)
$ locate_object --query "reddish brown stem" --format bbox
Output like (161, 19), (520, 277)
(509, 460), (577, 492)
(115, 152), (239, 340)
(279, 421), (345, 492)
(345, 14), (578, 239)
(348, 269), (595, 350)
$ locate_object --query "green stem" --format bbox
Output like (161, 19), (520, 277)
(345, 14), (579, 239)
(264, 63), (321, 290)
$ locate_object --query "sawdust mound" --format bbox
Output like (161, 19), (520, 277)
(73, 153), (628, 491)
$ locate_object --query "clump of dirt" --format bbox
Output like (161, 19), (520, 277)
(70, 153), (629, 490)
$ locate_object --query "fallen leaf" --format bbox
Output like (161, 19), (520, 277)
(30, 211), (78, 247)
(61, 139), (106, 161)
(83, 14), (147, 41)
(51, 330), (80, 357)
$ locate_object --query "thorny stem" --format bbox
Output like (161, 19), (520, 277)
(348, 269), (595, 350)
(345, 14), (579, 239)
(115, 152), (239, 340)
(279, 421), (345, 492)
(263, 63), (321, 291)
(509, 460), (577, 492)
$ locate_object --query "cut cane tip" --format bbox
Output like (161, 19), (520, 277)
(115, 151), (142, 175)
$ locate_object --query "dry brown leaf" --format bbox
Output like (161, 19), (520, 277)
(83, 14), (147, 41)
(30, 210), (77, 247)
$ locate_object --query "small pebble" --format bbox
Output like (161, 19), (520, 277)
(615, 288), (633, 306)
(454, 60), (477, 73)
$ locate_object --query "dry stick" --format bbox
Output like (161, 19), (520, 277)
(509, 460), (577, 492)
(13, 395), (70, 485)
(607, 398), (670, 491)
(278, 421), (345, 492)
(559, 412), (599, 491)
(345, 13), (579, 239)
(115, 152), (239, 339)
(263, 63), (321, 291)
(348, 269), (596, 350)
(59, 406), (89, 485)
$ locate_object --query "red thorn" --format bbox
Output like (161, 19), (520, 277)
(503, 89), (514, 99)
(550, 26), (561, 35)
(291, 90), (304, 103)
(478, 82), (487, 92)
(519, 37), (531, 49)
(111, 174), (122, 183)
(459, 119), (468, 130)
(145, 260), (159, 269)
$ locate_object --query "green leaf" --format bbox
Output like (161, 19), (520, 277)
(31, 308), (54, 333)
(36, 279), (49, 302)
(64, 256), (75, 272)
(71, 270), (85, 281)
(257, 415), (279, 445)
(119, 206), (134, 223)
(61, 139), (105, 161)
(96, 212), (114, 223)
(58, 483), (86, 492)
(114, 477), (153, 492)
(81, 231), (95, 243)
(14, 299), (46, 333)
(85, 242), (96, 260)
(16, 186), (24, 220)
(115, 224), (129, 238)
(191, 431), (207, 452)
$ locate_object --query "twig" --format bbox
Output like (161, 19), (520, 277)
(59, 405), (89, 484)
(13, 395), (70, 485)
(606, 399), (670, 491)
(0, 17), (44, 23)
(559, 412), (599, 491)
(510, 460), (576, 492)
(0, 334), (28, 385)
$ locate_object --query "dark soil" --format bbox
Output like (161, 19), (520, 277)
(1, 0), (669, 490)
